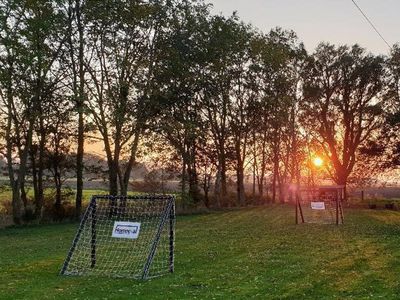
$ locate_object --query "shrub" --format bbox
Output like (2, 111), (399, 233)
(0, 200), (12, 215)
(42, 188), (76, 221)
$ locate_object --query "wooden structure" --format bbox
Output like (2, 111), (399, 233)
(295, 185), (345, 225)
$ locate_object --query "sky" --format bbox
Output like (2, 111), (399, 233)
(209, 0), (399, 56)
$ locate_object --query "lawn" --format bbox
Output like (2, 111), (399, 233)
(1, 205), (400, 299)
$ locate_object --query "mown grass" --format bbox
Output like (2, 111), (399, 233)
(1, 205), (400, 299)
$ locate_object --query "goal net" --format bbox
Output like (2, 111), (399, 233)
(295, 186), (344, 225)
(301, 199), (337, 224)
(60, 195), (175, 279)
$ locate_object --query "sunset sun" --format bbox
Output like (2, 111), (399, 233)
(313, 156), (323, 167)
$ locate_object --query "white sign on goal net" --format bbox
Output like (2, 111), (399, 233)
(111, 222), (141, 239)
(311, 201), (325, 210)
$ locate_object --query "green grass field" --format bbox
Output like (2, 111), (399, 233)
(1, 205), (400, 299)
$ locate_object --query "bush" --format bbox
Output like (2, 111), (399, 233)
(42, 188), (76, 221)
(385, 203), (395, 210)
(130, 171), (168, 193)
(245, 193), (272, 206)
(22, 206), (36, 222)
(0, 200), (12, 215)
(365, 198), (399, 210)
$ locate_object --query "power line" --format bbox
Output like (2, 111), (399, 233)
(350, 0), (391, 50)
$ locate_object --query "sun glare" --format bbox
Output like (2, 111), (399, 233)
(313, 157), (323, 167)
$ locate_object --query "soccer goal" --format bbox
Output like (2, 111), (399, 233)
(295, 186), (344, 225)
(60, 194), (175, 279)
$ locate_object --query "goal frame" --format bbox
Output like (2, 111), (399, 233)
(60, 194), (175, 279)
(295, 185), (344, 225)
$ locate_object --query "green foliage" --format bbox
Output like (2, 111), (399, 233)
(1, 206), (400, 298)
(1, 0), (399, 220)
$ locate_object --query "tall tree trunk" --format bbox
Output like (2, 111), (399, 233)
(11, 121), (35, 224)
(236, 164), (245, 207)
(108, 160), (119, 196)
(258, 178), (264, 198)
(252, 159), (256, 198)
(214, 166), (221, 208)
(187, 160), (200, 203)
(5, 63), (24, 224)
(187, 141), (200, 203)
(272, 155), (278, 203)
(67, 0), (85, 218)
(11, 182), (23, 224)
(76, 108), (84, 214)
(76, 0), (85, 217)
(31, 148), (39, 212)
(181, 160), (187, 209)
(35, 117), (45, 219)
(278, 173), (285, 204)
(235, 140), (245, 206)
(336, 173), (348, 201)
(218, 150), (227, 206)
(203, 171), (210, 208)
(121, 130), (141, 196)
(181, 161), (187, 194)
(54, 169), (62, 209)
(257, 132), (267, 201)
(21, 183), (28, 209)
(252, 131), (256, 197)
(221, 156), (227, 198)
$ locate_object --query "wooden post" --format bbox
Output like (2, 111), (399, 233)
(299, 200), (304, 223)
(339, 189), (344, 224)
(295, 191), (298, 225)
(298, 191), (304, 223)
(336, 189), (339, 225)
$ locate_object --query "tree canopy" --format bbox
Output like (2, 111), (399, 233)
(0, 0), (398, 222)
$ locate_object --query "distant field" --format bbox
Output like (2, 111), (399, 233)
(0, 189), (108, 218)
(0, 189), (109, 205)
(349, 186), (400, 200)
(1, 206), (400, 299)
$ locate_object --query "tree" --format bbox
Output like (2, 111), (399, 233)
(84, 0), (167, 195)
(301, 44), (385, 197)
(43, 102), (75, 210)
(0, 0), (28, 223)
(67, 0), (86, 217)
(0, 0), (67, 222)
(226, 22), (253, 206)
(153, 0), (210, 204)
(196, 140), (217, 208)
(385, 44), (400, 166)
(24, 0), (68, 218)
(248, 28), (305, 203)
(200, 14), (243, 206)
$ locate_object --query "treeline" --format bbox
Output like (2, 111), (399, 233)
(0, 0), (399, 223)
